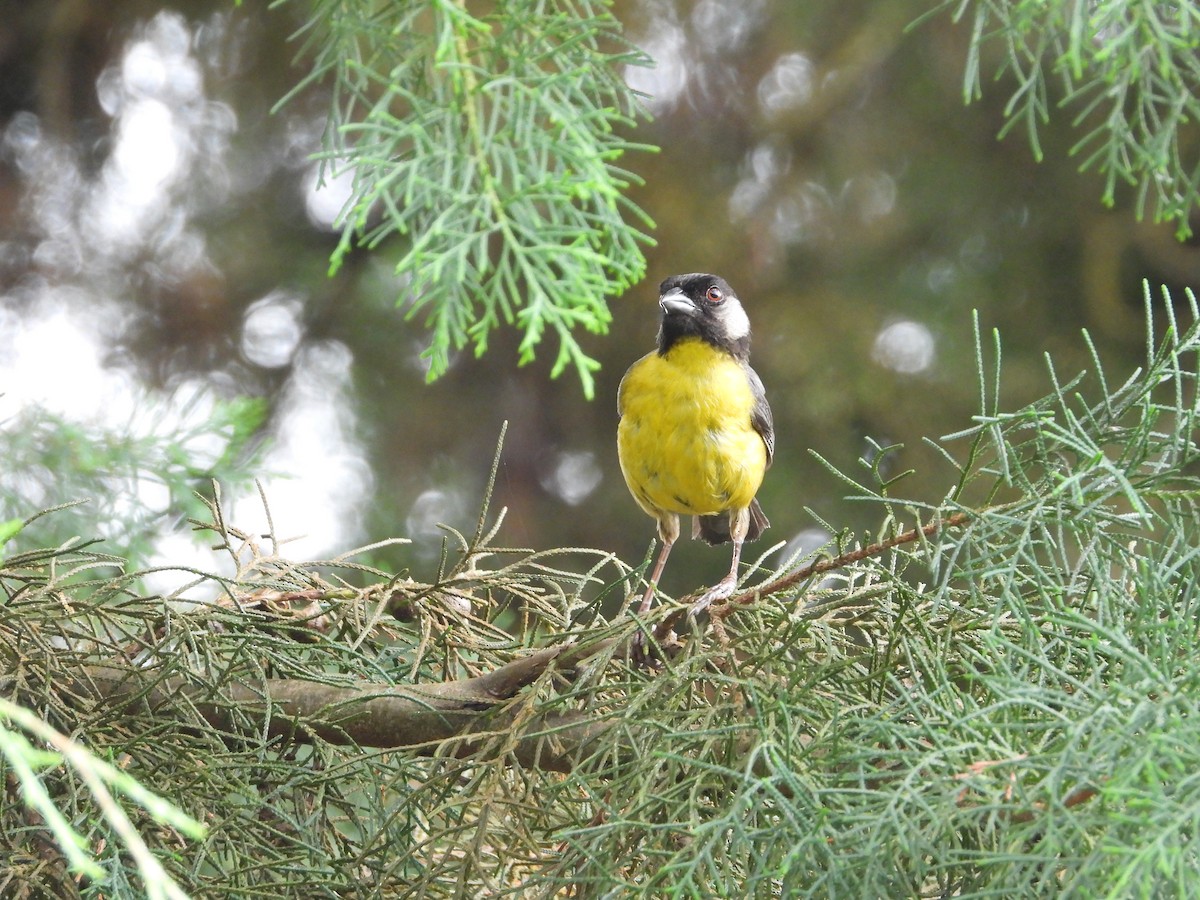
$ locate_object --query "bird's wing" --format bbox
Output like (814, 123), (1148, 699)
(617, 353), (652, 419)
(745, 363), (775, 466)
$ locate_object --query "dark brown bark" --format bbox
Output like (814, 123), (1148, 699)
(67, 638), (618, 773)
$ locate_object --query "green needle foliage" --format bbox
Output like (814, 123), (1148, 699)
(276, 0), (656, 397)
(0, 394), (266, 570)
(3, 286), (1199, 895)
(0, 698), (204, 900)
(939, 0), (1200, 237)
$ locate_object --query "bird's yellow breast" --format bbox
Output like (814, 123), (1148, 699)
(617, 338), (767, 518)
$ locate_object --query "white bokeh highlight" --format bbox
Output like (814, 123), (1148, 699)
(871, 320), (936, 374)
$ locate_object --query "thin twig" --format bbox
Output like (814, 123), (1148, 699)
(653, 510), (973, 639)
(720, 510), (973, 613)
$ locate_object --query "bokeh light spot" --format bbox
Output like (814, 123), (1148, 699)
(871, 320), (936, 374)
(241, 292), (305, 369)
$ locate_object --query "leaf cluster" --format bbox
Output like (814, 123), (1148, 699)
(0, 696), (204, 900)
(275, 0), (656, 397)
(0, 393), (266, 570)
(3, 287), (1200, 896)
(941, 0), (1200, 237)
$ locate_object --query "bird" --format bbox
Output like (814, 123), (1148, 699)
(616, 272), (774, 627)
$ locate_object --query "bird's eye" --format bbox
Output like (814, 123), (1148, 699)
(705, 286), (724, 303)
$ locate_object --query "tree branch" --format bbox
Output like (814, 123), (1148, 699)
(49, 512), (972, 771)
(652, 510), (973, 640)
(67, 639), (618, 774)
(720, 510), (972, 613)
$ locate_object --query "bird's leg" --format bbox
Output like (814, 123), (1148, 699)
(635, 513), (679, 615)
(631, 514), (679, 665)
(637, 531), (676, 615)
(689, 507), (749, 618)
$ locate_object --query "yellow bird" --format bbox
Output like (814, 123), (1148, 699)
(617, 273), (774, 621)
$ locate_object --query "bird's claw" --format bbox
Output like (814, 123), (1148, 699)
(687, 576), (736, 620)
(629, 627), (663, 670)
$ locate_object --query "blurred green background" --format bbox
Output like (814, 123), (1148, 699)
(1, 0), (1194, 596)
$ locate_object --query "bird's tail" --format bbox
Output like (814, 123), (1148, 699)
(693, 499), (770, 546)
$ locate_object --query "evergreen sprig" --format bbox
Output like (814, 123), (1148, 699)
(941, 0), (1200, 237)
(0, 698), (204, 900)
(275, 0), (656, 397)
(0, 394), (266, 570)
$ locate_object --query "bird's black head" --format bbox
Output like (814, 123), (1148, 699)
(655, 273), (752, 360)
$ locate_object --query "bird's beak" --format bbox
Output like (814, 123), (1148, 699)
(659, 288), (697, 317)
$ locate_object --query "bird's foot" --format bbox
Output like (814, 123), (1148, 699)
(630, 625), (672, 670)
(687, 575), (737, 620)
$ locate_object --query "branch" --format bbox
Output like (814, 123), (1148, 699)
(68, 639), (617, 774)
(50, 512), (974, 769)
(721, 510), (973, 612)
(652, 510), (973, 640)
